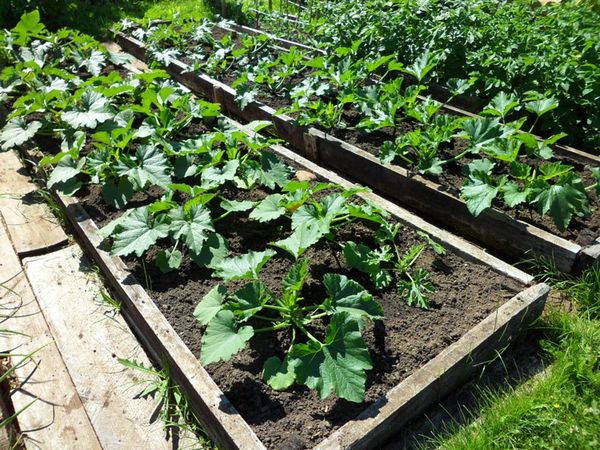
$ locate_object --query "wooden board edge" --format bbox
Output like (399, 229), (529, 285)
(572, 238), (600, 276)
(314, 282), (550, 450)
(54, 195), (266, 450)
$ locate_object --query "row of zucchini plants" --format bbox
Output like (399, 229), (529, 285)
(0, 11), (457, 403)
(242, 0), (600, 153)
(120, 17), (600, 238)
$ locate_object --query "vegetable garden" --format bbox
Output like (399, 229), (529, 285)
(0, 2), (598, 449)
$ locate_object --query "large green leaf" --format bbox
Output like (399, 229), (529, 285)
(592, 168), (600, 195)
(0, 118), (42, 150)
(12, 10), (45, 45)
(116, 145), (172, 189)
(229, 281), (269, 320)
(461, 117), (507, 148)
(291, 194), (347, 233)
(202, 160), (239, 189)
(213, 249), (276, 280)
(167, 205), (214, 255)
(61, 91), (114, 129)
(532, 174), (590, 231)
(270, 223), (322, 259)
(47, 155), (83, 188)
(111, 206), (168, 257)
(191, 232), (229, 268)
(289, 312), (372, 402)
(249, 194), (286, 222)
(200, 310), (254, 365)
(462, 179), (500, 217)
(194, 285), (227, 326)
(323, 273), (383, 320)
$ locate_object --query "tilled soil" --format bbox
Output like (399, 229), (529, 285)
(75, 155), (523, 449)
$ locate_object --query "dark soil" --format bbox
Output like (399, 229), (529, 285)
(74, 155), (523, 449)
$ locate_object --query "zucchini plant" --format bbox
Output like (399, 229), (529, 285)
(194, 258), (383, 402)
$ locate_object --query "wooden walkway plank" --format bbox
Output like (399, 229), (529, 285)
(0, 151), (68, 256)
(22, 245), (174, 450)
(0, 215), (101, 450)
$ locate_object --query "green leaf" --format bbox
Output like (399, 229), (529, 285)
(167, 205), (214, 255)
(102, 178), (134, 209)
(47, 155), (82, 188)
(12, 10), (45, 45)
(461, 179), (499, 217)
(263, 356), (299, 390)
(483, 92), (519, 119)
(592, 168), (600, 195)
(213, 249), (276, 280)
(461, 118), (507, 148)
(289, 312), (372, 402)
(200, 310), (254, 365)
(525, 97), (559, 117)
(397, 268), (433, 308)
(194, 285), (227, 326)
(117, 145), (171, 189)
(229, 281), (269, 320)
(532, 174), (590, 231)
(249, 194), (286, 222)
(220, 199), (255, 213)
(323, 274), (383, 320)
(291, 194), (347, 233)
(270, 223), (322, 259)
(191, 232), (228, 268)
(502, 181), (529, 208)
(202, 160), (239, 188)
(283, 258), (310, 294)
(0, 118), (42, 150)
(156, 249), (182, 273)
(61, 91), (114, 129)
(111, 206), (168, 257)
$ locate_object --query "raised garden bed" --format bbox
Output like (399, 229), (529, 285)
(31, 138), (549, 449)
(0, 16), (551, 448)
(114, 28), (600, 274)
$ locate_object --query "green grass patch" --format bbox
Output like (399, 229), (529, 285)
(0, 0), (215, 37)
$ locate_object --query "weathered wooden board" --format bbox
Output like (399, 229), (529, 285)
(22, 245), (174, 450)
(0, 216), (101, 450)
(0, 151), (68, 256)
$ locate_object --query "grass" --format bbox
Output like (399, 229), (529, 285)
(428, 264), (600, 449)
(0, 0), (216, 38)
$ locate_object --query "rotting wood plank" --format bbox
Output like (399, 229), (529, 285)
(55, 197), (266, 450)
(0, 215), (101, 450)
(22, 245), (174, 450)
(314, 283), (550, 450)
(112, 33), (599, 273)
(0, 151), (68, 256)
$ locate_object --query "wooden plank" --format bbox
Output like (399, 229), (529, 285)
(0, 215), (101, 450)
(315, 283), (550, 450)
(55, 197), (266, 450)
(22, 245), (174, 450)
(0, 151), (68, 256)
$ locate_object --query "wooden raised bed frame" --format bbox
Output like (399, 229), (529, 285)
(19, 118), (549, 448)
(114, 29), (600, 274)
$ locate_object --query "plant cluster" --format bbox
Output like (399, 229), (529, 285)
(0, 12), (446, 402)
(124, 17), (599, 231)
(249, 0), (600, 153)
